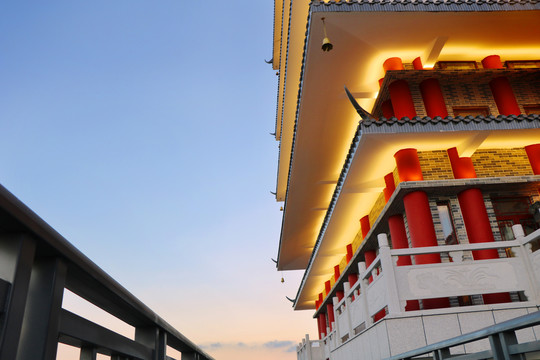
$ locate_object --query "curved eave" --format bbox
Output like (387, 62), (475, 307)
(275, 0), (311, 197)
(294, 115), (540, 310)
(272, 0), (283, 71)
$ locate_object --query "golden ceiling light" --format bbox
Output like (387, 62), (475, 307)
(321, 17), (333, 52)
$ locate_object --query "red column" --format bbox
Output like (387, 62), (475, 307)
(482, 55), (520, 116)
(413, 57), (423, 70)
(334, 265), (341, 282)
(361, 215), (374, 284)
(482, 55), (503, 69)
(383, 172), (396, 202)
(333, 265), (344, 303)
(489, 77), (521, 116)
(360, 215), (370, 238)
(346, 244), (353, 263)
(420, 78), (448, 118)
(348, 273), (358, 286)
(388, 215), (412, 266)
(447, 147), (476, 179)
(364, 251), (377, 284)
(383, 57), (415, 120)
(325, 280), (331, 296)
(404, 192), (442, 264)
(388, 214), (420, 311)
(389, 80), (417, 119)
(394, 148), (424, 182)
(525, 144), (540, 174)
(383, 57), (405, 71)
(447, 147), (511, 304)
(381, 100), (395, 119)
(395, 148), (449, 309)
(318, 313), (327, 338)
(326, 304), (335, 332)
(317, 315), (322, 339)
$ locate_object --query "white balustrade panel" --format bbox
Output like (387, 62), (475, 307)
(336, 304), (349, 338)
(311, 341), (324, 360)
(297, 345), (307, 360)
(349, 295), (366, 330)
(394, 258), (529, 300)
(530, 249), (540, 279)
(366, 274), (387, 317)
(324, 338), (330, 359)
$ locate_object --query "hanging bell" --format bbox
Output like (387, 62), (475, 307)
(322, 37), (333, 52)
(321, 17), (333, 52)
(281, 277), (285, 283)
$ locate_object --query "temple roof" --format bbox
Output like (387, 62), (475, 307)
(273, 0), (540, 270)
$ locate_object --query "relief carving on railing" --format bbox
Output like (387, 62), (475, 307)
(396, 261), (526, 298)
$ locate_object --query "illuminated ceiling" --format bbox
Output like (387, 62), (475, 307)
(293, 124), (540, 309)
(274, 4), (540, 271)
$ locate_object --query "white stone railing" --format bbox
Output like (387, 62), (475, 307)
(328, 226), (540, 349)
(297, 334), (324, 360)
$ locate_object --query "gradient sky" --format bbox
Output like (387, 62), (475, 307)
(0, 2), (316, 359)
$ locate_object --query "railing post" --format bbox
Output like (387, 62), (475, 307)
(135, 326), (167, 360)
(0, 234), (36, 360)
(433, 348), (450, 360)
(182, 352), (203, 360)
(378, 233), (402, 314)
(305, 334), (312, 360)
(16, 257), (67, 360)
(513, 224), (540, 303)
(79, 346), (98, 360)
(343, 281), (354, 337)
(489, 330), (523, 360)
(332, 296), (340, 342)
(358, 262), (372, 328)
(111, 355), (129, 360)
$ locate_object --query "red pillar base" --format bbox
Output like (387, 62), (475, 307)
(483, 293), (511, 304)
(373, 308), (386, 322)
(423, 297), (451, 310)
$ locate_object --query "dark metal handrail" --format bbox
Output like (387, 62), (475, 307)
(0, 183), (213, 360)
(386, 311), (540, 360)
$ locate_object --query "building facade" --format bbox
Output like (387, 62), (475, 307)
(270, 0), (540, 359)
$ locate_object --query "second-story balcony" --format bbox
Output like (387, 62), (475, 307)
(299, 226), (540, 360)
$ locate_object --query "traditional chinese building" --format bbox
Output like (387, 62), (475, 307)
(270, 0), (540, 359)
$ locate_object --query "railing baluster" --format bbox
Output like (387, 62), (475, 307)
(0, 234), (36, 360)
(434, 347), (451, 360)
(79, 346), (98, 360)
(135, 326), (167, 360)
(498, 331), (524, 360)
(16, 257), (67, 360)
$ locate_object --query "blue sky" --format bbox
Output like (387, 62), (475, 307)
(0, 2), (315, 359)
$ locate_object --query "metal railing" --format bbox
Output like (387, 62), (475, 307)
(386, 310), (540, 360)
(0, 184), (213, 360)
